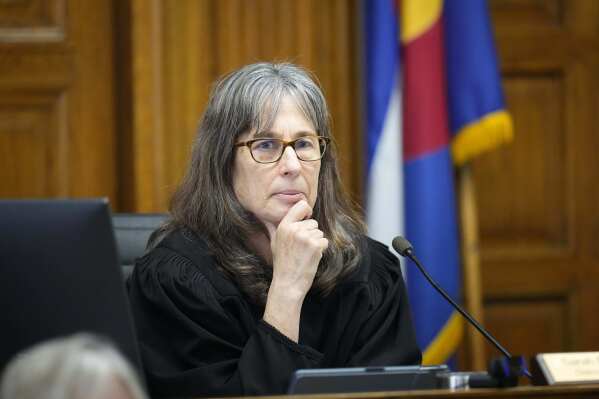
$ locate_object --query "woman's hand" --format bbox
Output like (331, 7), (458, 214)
(263, 200), (328, 341)
(268, 200), (328, 298)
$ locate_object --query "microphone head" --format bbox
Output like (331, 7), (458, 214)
(392, 236), (413, 257)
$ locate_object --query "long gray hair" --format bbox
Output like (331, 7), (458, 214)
(154, 62), (366, 305)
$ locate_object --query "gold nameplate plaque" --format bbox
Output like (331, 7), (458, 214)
(531, 352), (599, 385)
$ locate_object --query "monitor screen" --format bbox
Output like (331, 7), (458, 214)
(0, 199), (143, 375)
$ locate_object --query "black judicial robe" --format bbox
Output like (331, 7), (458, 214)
(127, 228), (421, 398)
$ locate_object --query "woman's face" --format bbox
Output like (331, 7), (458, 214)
(233, 96), (321, 230)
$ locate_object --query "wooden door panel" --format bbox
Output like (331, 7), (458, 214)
(0, 0), (66, 42)
(0, 0), (116, 203)
(474, 75), (568, 253)
(485, 298), (571, 358)
(0, 90), (67, 197)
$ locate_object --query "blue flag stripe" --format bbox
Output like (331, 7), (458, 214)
(365, 0), (399, 171)
(405, 147), (461, 348)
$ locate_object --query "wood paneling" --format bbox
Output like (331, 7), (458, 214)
(475, 75), (570, 255)
(464, 0), (599, 369)
(491, 0), (563, 29)
(161, 0), (212, 196)
(0, 0), (117, 202)
(0, 90), (68, 197)
(485, 298), (571, 358)
(0, 0), (65, 42)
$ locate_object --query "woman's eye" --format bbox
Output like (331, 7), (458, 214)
(253, 140), (277, 151)
(295, 138), (314, 149)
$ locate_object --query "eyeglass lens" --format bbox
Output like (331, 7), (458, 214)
(250, 137), (325, 162)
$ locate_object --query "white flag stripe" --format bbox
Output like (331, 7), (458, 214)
(366, 74), (404, 259)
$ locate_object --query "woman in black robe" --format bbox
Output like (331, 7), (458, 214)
(127, 62), (421, 398)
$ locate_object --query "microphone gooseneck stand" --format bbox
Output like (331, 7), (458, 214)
(392, 236), (532, 387)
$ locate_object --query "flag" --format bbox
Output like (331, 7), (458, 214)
(365, 0), (513, 365)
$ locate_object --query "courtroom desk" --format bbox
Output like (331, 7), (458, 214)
(221, 384), (599, 399)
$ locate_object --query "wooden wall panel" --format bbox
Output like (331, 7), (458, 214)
(491, 0), (562, 28)
(0, 90), (67, 197)
(121, 0), (361, 212)
(465, 0), (599, 369)
(474, 75), (569, 254)
(0, 0), (65, 42)
(161, 0), (212, 194)
(0, 0), (117, 202)
(485, 298), (571, 358)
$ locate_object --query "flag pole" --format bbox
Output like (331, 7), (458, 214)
(458, 165), (486, 371)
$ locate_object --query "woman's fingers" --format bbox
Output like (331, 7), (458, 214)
(318, 237), (329, 251)
(280, 200), (312, 226)
(295, 218), (318, 230)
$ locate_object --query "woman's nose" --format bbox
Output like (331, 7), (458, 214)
(279, 145), (301, 174)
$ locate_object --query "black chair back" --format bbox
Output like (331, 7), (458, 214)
(112, 213), (167, 279)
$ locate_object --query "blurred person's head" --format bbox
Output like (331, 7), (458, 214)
(0, 333), (147, 399)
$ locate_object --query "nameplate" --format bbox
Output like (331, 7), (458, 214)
(531, 352), (599, 385)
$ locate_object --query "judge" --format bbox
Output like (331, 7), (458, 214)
(127, 62), (421, 398)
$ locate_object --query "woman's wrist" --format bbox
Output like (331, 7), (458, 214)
(268, 277), (307, 303)
(263, 284), (305, 342)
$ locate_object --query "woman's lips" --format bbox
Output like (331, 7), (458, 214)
(273, 191), (305, 202)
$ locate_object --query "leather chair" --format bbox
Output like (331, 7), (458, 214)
(112, 213), (167, 280)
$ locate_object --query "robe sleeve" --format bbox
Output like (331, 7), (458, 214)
(127, 248), (323, 398)
(346, 241), (422, 367)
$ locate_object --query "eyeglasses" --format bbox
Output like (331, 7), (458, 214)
(234, 136), (330, 164)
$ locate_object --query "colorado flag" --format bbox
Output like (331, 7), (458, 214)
(365, 0), (512, 365)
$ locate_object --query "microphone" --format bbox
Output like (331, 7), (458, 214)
(392, 236), (532, 383)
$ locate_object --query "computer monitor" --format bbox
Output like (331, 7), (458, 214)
(0, 199), (143, 376)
